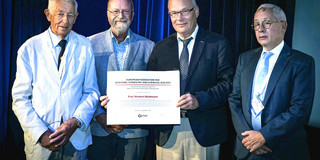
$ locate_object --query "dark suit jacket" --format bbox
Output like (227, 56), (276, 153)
(146, 27), (234, 147)
(228, 43), (315, 159)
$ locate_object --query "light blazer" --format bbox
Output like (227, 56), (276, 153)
(228, 44), (315, 159)
(147, 27), (234, 147)
(12, 29), (100, 159)
(88, 29), (155, 138)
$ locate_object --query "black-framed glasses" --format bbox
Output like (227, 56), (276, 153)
(169, 7), (195, 18)
(108, 10), (133, 16)
(251, 20), (283, 31)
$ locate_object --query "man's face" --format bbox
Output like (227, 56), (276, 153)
(168, 0), (199, 39)
(107, 0), (134, 35)
(253, 8), (287, 51)
(45, 0), (78, 39)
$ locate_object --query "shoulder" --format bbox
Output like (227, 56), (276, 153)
(132, 32), (154, 44)
(198, 28), (228, 43)
(71, 30), (91, 46)
(289, 48), (315, 66)
(87, 30), (108, 42)
(154, 33), (177, 48)
(18, 31), (48, 53)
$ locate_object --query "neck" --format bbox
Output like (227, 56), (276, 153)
(112, 29), (128, 44)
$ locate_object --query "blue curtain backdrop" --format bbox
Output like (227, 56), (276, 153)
(1, 0), (297, 159)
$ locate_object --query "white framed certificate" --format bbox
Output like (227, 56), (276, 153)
(106, 70), (180, 125)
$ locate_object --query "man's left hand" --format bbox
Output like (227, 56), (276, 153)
(241, 130), (266, 153)
(49, 118), (78, 148)
(177, 93), (199, 110)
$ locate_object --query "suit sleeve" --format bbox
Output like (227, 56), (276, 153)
(196, 39), (234, 109)
(228, 54), (252, 139)
(260, 56), (315, 149)
(12, 46), (48, 144)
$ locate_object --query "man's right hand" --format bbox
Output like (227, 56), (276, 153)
(100, 95), (109, 109)
(96, 113), (127, 134)
(40, 129), (59, 151)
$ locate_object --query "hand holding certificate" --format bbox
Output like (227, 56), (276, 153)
(106, 70), (180, 125)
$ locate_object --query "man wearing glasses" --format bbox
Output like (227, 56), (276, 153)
(147, 0), (234, 159)
(87, 0), (154, 159)
(229, 3), (315, 159)
(12, 0), (100, 159)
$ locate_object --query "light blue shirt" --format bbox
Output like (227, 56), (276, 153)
(12, 27), (100, 150)
(111, 31), (131, 71)
(251, 41), (283, 130)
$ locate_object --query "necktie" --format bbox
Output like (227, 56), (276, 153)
(252, 51), (274, 130)
(255, 52), (274, 94)
(58, 40), (67, 69)
(179, 37), (193, 95)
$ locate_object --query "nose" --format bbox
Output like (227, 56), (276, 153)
(118, 11), (124, 18)
(61, 14), (69, 24)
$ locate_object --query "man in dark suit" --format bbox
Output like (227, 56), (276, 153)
(146, 0), (234, 159)
(228, 3), (315, 160)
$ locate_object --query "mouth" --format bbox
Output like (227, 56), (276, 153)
(176, 23), (186, 27)
(59, 26), (69, 30)
(258, 35), (268, 40)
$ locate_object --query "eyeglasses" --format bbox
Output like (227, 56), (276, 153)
(251, 20), (283, 31)
(169, 7), (195, 18)
(108, 10), (133, 16)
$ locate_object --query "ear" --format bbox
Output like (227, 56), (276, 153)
(44, 9), (51, 22)
(195, 6), (199, 18)
(282, 21), (287, 33)
(73, 12), (79, 24)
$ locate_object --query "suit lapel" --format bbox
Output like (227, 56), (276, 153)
(124, 33), (139, 70)
(104, 31), (118, 71)
(43, 31), (60, 86)
(263, 44), (291, 106)
(186, 28), (205, 84)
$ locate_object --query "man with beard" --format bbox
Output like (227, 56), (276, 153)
(87, 0), (154, 159)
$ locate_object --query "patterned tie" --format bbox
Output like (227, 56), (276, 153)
(58, 39), (67, 69)
(179, 37), (193, 95)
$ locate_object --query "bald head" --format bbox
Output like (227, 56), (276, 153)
(108, 0), (134, 11)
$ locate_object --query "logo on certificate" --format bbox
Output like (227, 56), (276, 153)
(138, 114), (148, 118)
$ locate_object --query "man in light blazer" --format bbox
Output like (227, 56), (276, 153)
(87, 0), (154, 159)
(146, 0), (234, 159)
(228, 3), (315, 159)
(11, 0), (100, 159)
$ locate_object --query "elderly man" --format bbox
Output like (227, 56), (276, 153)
(87, 0), (154, 159)
(228, 3), (315, 160)
(11, 0), (99, 159)
(146, 0), (234, 159)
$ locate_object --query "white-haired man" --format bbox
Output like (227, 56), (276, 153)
(12, 0), (99, 159)
(229, 3), (315, 159)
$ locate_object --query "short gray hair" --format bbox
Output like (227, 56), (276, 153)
(257, 3), (286, 21)
(168, 0), (198, 8)
(48, 0), (78, 14)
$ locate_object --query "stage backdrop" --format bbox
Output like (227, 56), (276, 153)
(1, 0), (298, 159)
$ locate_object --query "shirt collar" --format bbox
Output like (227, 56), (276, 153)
(110, 29), (131, 44)
(48, 27), (70, 47)
(262, 40), (284, 56)
(177, 24), (199, 42)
